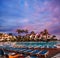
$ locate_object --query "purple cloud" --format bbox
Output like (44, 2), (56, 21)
(0, 0), (60, 36)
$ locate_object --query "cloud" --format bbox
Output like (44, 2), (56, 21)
(0, 0), (60, 35)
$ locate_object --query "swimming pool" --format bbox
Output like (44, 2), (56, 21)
(16, 41), (60, 48)
(0, 41), (60, 48)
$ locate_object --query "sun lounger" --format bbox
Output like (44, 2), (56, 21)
(48, 46), (57, 48)
(32, 50), (40, 54)
(0, 49), (4, 56)
(30, 50), (41, 56)
(27, 50), (37, 54)
(19, 49), (27, 52)
(30, 56), (37, 58)
(52, 46), (57, 48)
(39, 50), (48, 54)
(8, 47), (15, 51)
(38, 50), (49, 58)
(24, 49), (33, 53)
(15, 48), (27, 54)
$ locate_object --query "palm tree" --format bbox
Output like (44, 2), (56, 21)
(24, 29), (28, 34)
(16, 29), (29, 41)
(8, 33), (13, 36)
(16, 29), (22, 34)
(16, 29), (22, 41)
(43, 29), (49, 39)
(30, 31), (35, 41)
(30, 31), (35, 35)
(51, 35), (57, 40)
(0, 33), (3, 39)
(0, 33), (3, 36)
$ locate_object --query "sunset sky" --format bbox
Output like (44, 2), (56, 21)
(0, 0), (60, 35)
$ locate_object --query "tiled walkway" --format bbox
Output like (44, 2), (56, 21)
(51, 53), (60, 58)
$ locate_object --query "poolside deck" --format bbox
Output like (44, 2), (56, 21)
(51, 53), (60, 58)
(46, 48), (60, 58)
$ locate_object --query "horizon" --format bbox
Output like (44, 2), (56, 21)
(0, 0), (60, 36)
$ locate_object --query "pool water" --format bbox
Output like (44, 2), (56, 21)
(16, 41), (60, 48)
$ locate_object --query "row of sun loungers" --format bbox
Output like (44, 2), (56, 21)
(0, 46), (49, 58)
(0, 45), (58, 58)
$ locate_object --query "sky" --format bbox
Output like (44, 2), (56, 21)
(0, 0), (60, 36)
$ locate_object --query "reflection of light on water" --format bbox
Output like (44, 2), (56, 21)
(56, 41), (60, 45)
(0, 41), (58, 48)
(16, 41), (58, 47)
(55, 41), (60, 48)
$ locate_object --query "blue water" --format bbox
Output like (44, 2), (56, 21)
(0, 41), (60, 48)
(16, 41), (60, 48)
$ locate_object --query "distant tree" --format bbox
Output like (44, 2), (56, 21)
(43, 29), (49, 39)
(24, 29), (28, 34)
(30, 31), (35, 35)
(16, 29), (28, 34)
(0, 33), (3, 36)
(51, 35), (57, 40)
(16, 29), (22, 34)
(43, 29), (48, 34)
(16, 29), (29, 41)
(8, 33), (13, 36)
